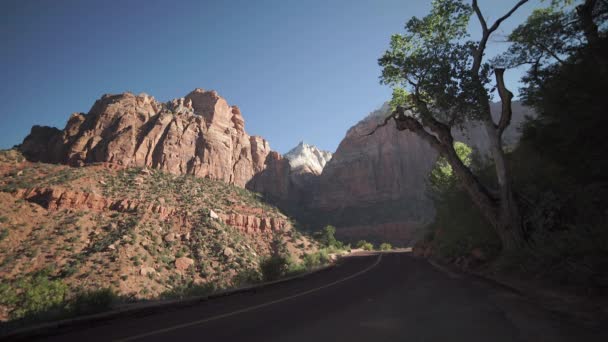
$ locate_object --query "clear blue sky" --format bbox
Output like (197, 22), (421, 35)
(0, 0), (544, 153)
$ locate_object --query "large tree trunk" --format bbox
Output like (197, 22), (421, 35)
(444, 129), (524, 252)
(484, 120), (525, 251)
(392, 102), (526, 252)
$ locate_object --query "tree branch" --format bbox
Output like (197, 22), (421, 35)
(471, 0), (530, 75)
(487, 0), (530, 34)
(472, 0), (488, 34)
(364, 106), (413, 136)
(393, 111), (443, 150)
(495, 68), (513, 137)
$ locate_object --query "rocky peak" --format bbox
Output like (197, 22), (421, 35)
(19, 88), (277, 188)
(284, 141), (333, 175)
(185, 88), (231, 128)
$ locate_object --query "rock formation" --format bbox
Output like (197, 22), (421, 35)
(20, 89), (273, 188)
(284, 142), (332, 176)
(18, 87), (531, 246)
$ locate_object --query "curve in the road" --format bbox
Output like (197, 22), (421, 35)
(115, 254), (383, 342)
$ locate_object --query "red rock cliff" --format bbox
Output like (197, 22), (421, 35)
(20, 89), (274, 188)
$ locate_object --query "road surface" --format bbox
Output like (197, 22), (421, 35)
(22, 253), (608, 341)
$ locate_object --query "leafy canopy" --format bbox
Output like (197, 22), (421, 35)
(494, 7), (581, 70)
(379, 0), (491, 126)
(429, 141), (473, 193)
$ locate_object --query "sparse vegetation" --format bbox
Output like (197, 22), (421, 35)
(0, 152), (319, 325)
(356, 240), (374, 251)
(379, 243), (392, 251)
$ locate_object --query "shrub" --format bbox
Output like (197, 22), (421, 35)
(233, 268), (262, 287)
(285, 260), (307, 277)
(0, 228), (9, 241)
(356, 240), (374, 251)
(302, 250), (330, 269)
(66, 288), (116, 316)
(379, 243), (392, 251)
(8, 274), (68, 319)
(161, 282), (216, 300)
(316, 225), (339, 248)
(260, 254), (289, 282)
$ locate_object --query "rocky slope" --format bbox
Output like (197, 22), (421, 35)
(0, 150), (314, 321)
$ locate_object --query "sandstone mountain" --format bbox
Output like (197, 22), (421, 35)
(20, 89), (274, 189)
(303, 102), (531, 245)
(284, 142), (332, 176)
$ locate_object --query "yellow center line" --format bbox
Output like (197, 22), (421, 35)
(115, 254), (383, 342)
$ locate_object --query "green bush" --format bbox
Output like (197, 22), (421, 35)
(5, 274), (68, 320)
(66, 288), (116, 316)
(233, 268), (262, 287)
(356, 240), (374, 251)
(260, 254), (289, 282)
(379, 243), (392, 251)
(315, 225), (344, 249)
(302, 249), (330, 269)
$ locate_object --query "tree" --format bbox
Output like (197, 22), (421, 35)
(316, 225), (339, 248)
(500, 0), (608, 182)
(428, 141), (473, 194)
(374, 0), (531, 252)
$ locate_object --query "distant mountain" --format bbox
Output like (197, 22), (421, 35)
(284, 142), (332, 175)
(303, 102), (532, 245)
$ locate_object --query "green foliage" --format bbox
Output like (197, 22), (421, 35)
(426, 141), (500, 260)
(494, 7), (579, 70)
(0, 228), (8, 241)
(2, 273), (68, 320)
(388, 87), (411, 110)
(356, 240), (375, 251)
(379, 243), (393, 251)
(233, 268), (262, 287)
(379, 0), (491, 125)
(428, 141), (472, 193)
(260, 254), (290, 282)
(161, 282), (216, 300)
(65, 289), (117, 316)
(427, 188), (501, 260)
(302, 250), (330, 269)
(314, 225), (343, 249)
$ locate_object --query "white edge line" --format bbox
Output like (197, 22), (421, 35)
(115, 254), (383, 342)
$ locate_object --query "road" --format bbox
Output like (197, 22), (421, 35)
(26, 252), (607, 341)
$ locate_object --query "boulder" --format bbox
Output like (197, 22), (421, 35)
(223, 247), (234, 257)
(140, 267), (156, 276)
(164, 233), (177, 243)
(175, 257), (194, 270)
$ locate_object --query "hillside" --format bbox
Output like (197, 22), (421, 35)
(0, 149), (315, 321)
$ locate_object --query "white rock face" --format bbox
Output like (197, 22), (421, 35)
(284, 142), (333, 175)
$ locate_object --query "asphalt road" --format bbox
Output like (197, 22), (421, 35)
(26, 252), (608, 341)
